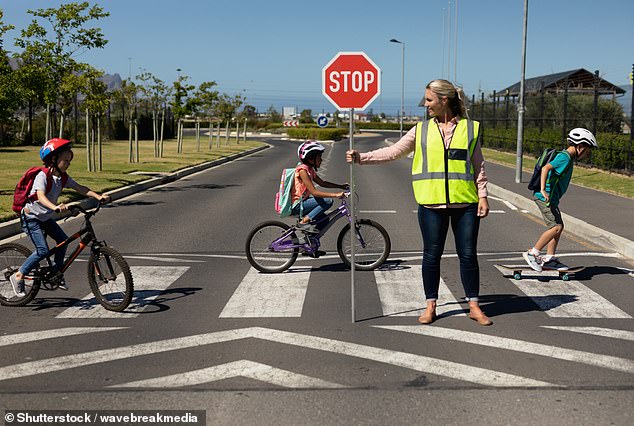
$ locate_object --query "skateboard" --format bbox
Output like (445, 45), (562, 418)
(495, 264), (585, 281)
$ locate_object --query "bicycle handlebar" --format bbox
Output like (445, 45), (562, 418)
(55, 199), (108, 217)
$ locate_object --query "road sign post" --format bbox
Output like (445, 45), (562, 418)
(322, 52), (381, 323)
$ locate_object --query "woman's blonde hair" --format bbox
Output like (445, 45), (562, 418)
(425, 79), (468, 118)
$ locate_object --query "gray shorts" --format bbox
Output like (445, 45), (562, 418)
(534, 197), (563, 229)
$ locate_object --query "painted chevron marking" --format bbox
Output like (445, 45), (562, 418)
(376, 325), (634, 374)
(220, 267), (311, 318)
(542, 326), (634, 342)
(0, 327), (125, 348)
(56, 266), (190, 318)
(0, 327), (551, 387)
(109, 360), (346, 389)
(493, 265), (631, 318)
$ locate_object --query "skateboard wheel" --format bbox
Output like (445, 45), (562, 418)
(562, 274), (570, 281)
(513, 272), (522, 280)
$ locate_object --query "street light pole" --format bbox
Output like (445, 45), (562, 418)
(515, 0), (529, 183)
(390, 39), (405, 138)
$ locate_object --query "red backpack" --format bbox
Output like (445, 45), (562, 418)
(12, 167), (69, 214)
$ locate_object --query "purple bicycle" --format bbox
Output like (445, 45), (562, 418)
(245, 192), (391, 273)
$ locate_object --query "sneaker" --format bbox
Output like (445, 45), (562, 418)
(9, 273), (26, 297)
(522, 250), (543, 272)
(542, 257), (569, 271)
(57, 277), (69, 291)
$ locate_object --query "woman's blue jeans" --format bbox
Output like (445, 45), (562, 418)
(20, 217), (68, 275)
(292, 196), (333, 221)
(417, 204), (480, 301)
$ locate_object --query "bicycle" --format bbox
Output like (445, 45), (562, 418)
(0, 202), (133, 311)
(245, 192), (391, 273)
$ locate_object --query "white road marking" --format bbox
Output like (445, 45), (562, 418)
(376, 325), (634, 374)
(0, 327), (552, 387)
(220, 267), (311, 318)
(374, 266), (466, 317)
(56, 266), (190, 319)
(123, 255), (204, 263)
(494, 265), (631, 318)
(489, 210), (506, 214)
(109, 360), (346, 389)
(359, 210), (397, 214)
(542, 326), (634, 342)
(488, 196), (518, 210)
(0, 327), (125, 348)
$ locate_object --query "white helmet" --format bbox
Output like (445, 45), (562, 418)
(297, 141), (325, 161)
(567, 128), (598, 148)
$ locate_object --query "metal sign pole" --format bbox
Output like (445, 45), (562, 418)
(349, 108), (356, 323)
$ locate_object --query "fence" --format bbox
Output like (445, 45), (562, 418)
(469, 86), (633, 175)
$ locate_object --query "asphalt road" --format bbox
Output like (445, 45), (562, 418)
(1, 133), (633, 425)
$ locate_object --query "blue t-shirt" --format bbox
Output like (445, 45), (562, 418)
(534, 150), (573, 207)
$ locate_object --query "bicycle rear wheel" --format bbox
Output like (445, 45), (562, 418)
(246, 221), (299, 273)
(0, 243), (40, 306)
(88, 246), (133, 312)
(337, 219), (391, 271)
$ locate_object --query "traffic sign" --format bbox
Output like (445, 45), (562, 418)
(322, 52), (381, 111)
(283, 120), (299, 127)
(317, 115), (329, 128)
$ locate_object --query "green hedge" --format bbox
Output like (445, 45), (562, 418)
(483, 127), (632, 173)
(286, 128), (349, 141)
(353, 122), (417, 131)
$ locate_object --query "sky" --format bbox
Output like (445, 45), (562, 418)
(2, 0), (633, 116)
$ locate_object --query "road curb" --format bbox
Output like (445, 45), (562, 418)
(0, 144), (269, 241)
(488, 183), (634, 260)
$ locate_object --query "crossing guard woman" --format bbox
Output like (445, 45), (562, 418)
(346, 79), (492, 326)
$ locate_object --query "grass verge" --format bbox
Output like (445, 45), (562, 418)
(483, 148), (634, 199)
(0, 137), (265, 222)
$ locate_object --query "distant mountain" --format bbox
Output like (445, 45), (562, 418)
(100, 73), (122, 91)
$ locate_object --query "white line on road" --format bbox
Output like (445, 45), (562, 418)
(56, 266), (190, 319)
(0, 327), (125, 348)
(374, 265), (466, 318)
(488, 196), (518, 211)
(0, 327), (552, 387)
(542, 326), (634, 342)
(109, 359), (346, 389)
(359, 210), (397, 214)
(493, 265), (631, 318)
(376, 325), (634, 374)
(220, 267), (311, 318)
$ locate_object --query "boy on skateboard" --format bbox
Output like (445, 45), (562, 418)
(523, 128), (598, 272)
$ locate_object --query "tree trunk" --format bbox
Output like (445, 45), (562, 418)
(59, 108), (65, 139)
(208, 121), (212, 150)
(216, 122), (220, 149)
(160, 108), (165, 158)
(134, 120), (139, 163)
(128, 118), (134, 163)
(85, 109), (92, 172)
(196, 120), (200, 152)
(97, 115), (102, 171)
(225, 121), (230, 144)
(46, 104), (51, 141)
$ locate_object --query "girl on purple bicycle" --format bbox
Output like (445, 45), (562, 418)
(292, 141), (347, 232)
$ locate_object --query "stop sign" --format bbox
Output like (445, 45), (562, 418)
(322, 52), (381, 111)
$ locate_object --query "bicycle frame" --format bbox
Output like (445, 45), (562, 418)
(24, 207), (101, 281)
(270, 194), (363, 253)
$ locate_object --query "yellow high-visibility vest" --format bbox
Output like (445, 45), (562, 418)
(411, 118), (480, 205)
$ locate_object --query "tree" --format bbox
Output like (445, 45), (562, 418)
(0, 11), (20, 144)
(82, 66), (108, 171)
(137, 70), (170, 157)
(14, 1), (109, 140)
(267, 105), (282, 122)
(299, 109), (313, 124)
(214, 93), (244, 144)
(171, 73), (195, 153)
(113, 79), (139, 162)
(194, 81), (218, 150)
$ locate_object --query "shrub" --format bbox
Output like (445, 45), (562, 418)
(286, 128), (349, 141)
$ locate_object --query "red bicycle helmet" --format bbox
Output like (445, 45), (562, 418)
(40, 138), (72, 165)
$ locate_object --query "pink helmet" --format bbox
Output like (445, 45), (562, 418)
(297, 141), (325, 161)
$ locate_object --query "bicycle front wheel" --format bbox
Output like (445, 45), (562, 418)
(0, 243), (40, 306)
(337, 219), (391, 271)
(88, 246), (133, 312)
(246, 221), (299, 273)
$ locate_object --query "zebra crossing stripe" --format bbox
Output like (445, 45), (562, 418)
(493, 266), (631, 318)
(109, 360), (347, 389)
(220, 267), (311, 318)
(376, 325), (634, 374)
(0, 327), (125, 348)
(0, 327), (552, 387)
(374, 266), (467, 317)
(542, 326), (634, 342)
(56, 266), (190, 319)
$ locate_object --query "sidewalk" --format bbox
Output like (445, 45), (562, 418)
(486, 161), (634, 260)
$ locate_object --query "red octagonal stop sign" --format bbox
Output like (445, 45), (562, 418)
(322, 52), (381, 111)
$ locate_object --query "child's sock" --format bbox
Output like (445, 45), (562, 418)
(529, 247), (540, 256)
(541, 255), (553, 262)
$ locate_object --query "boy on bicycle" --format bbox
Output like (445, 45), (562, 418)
(10, 138), (110, 297)
(292, 141), (347, 233)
